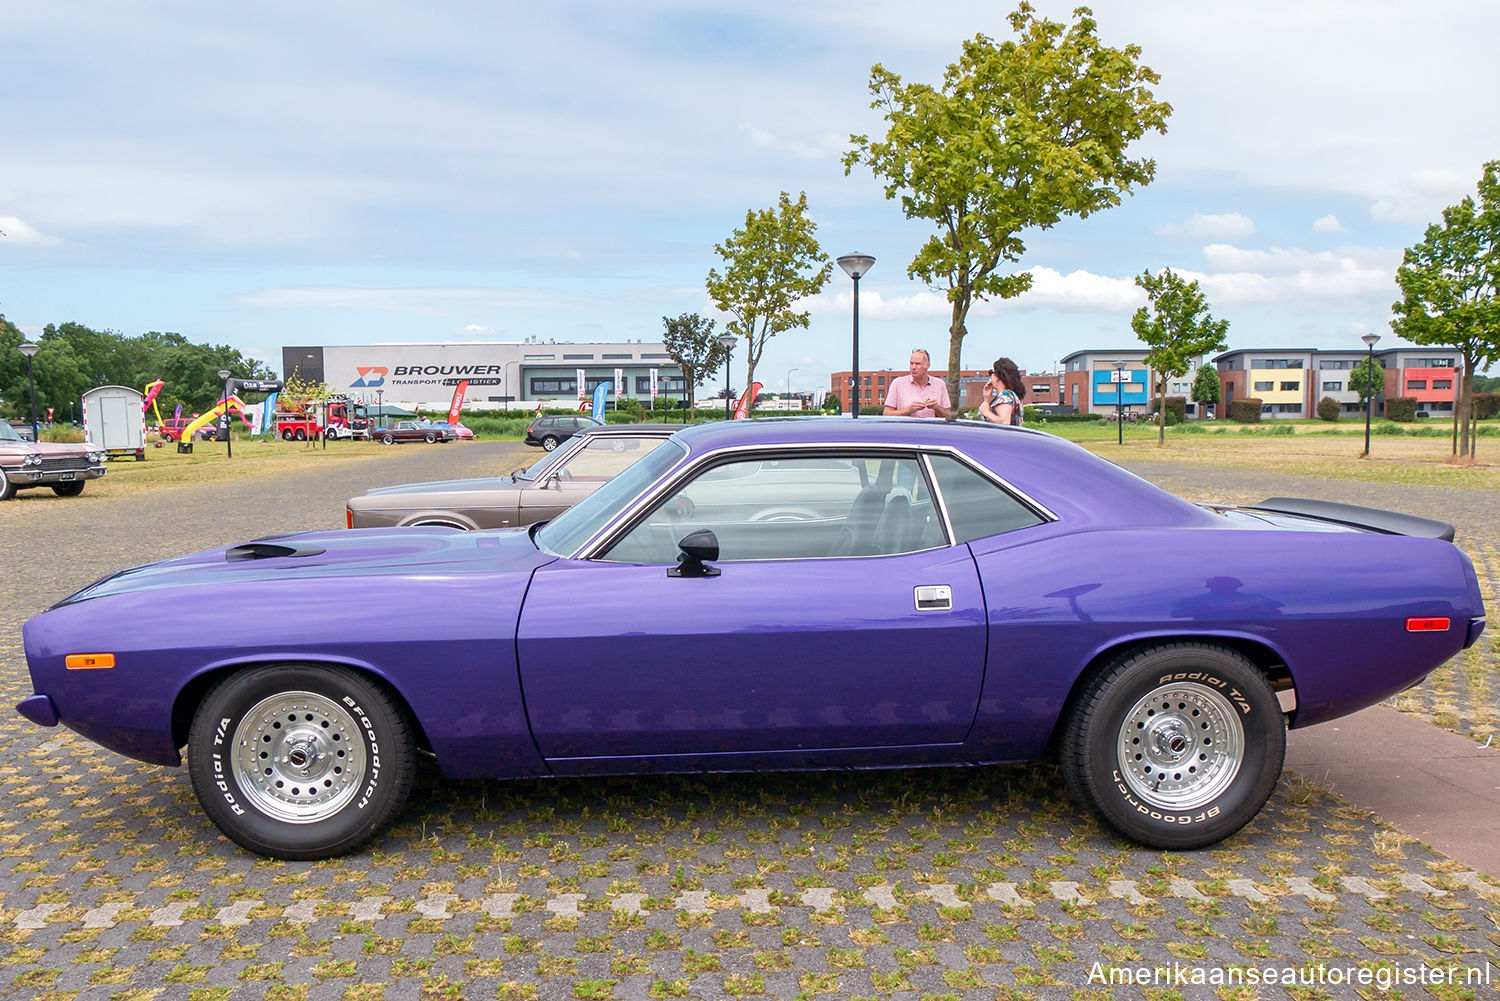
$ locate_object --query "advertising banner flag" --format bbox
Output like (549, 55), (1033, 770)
(262, 393), (279, 436)
(447, 380), (469, 425)
(576, 369), (587, 399)
(650, 368), (659, 399)
(591, 381), (610, 418)
(733, 382), (763, 421)
(614, 368), (624, 398)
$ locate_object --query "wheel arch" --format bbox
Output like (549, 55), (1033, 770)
(1046, 633), (1296, 755)
(170, 657), (436, 759)
(398, 512), (478, 531)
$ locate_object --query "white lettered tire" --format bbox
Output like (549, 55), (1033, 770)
(1061, 642), (1285, 850)
(187, 664), (415, 859)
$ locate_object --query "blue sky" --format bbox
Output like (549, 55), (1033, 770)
(2, 1), (1496, 393)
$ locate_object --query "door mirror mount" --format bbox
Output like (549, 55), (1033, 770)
(669, 529), (720, 578)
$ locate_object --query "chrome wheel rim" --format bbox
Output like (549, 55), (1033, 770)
(232, 691), (365, 823)
(1117, 682), (1243, 811)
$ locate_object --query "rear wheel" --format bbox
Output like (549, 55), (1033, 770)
(52, 481), (85, 497)
(187, 664), (416, 860)
(294, 429), (307, 441)
(542, 436), (559, 451)
(282, 429), (295, 441)
(1060, 642), (1284, 850)
(381, 433), (395, 445)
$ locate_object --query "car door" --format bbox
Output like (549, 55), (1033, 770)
(515, 451), (988, 763)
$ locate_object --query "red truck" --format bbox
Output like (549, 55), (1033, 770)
(275, 397), (367, 441)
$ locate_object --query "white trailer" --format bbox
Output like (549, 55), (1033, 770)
(81, 385), (146, 461)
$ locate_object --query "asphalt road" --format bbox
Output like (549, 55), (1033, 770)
(0, 441), (1495, 1000)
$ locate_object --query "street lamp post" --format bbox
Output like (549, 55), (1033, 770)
(717, 333), (737, 420)
(376, 389), (384, 429)
(1113, 362), (1126, 445)
(837, 253), (875, 418)
(785, 367), (799, 411)
(17, 342), (40, 441)
(217, 369), (233, 458)
(1361, 333), (1381, 458)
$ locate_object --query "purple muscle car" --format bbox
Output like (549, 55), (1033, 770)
(17, 418), (1486, 859)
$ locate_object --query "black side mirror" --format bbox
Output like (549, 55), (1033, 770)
(669, 529), (720, 578)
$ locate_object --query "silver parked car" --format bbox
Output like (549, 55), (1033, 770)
(345, 424), (678, 530)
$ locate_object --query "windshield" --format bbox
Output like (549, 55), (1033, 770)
(0, 422), (22, 442)
(535, 438), (688, 556)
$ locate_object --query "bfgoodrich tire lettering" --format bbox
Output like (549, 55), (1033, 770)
(187, 664), (415, 859)
(1061, 642), (1285, 850)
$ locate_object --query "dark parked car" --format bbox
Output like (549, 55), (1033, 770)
(525, 414), (603, 450)
(347, 424), (676, 529)
(16, 418), (1485, 858)
(0, 421), (107, 499)
(374, 420), (457, 445)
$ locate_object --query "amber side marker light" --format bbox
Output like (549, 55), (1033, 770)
(65, 654), (116, 670)
(1406, 617), (1451, 632)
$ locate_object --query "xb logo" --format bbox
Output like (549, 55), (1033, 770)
(351, 366), (388, 387)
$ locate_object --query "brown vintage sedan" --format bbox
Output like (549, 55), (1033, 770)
(345, 424), (678, 530)
(0, 422), (107, 500)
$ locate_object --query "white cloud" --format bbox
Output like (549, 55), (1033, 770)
(738, 123), (844, 161)
(1160, 212), (1256, 239)
(1312, 214), (1346, 233)
(0, 215), (56, 245)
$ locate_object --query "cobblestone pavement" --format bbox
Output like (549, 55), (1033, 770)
(0, 443), (1496, 1001)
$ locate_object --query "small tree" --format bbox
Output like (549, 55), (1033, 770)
(660, 313), (727, 424)
(845, 5), (1171, 393)
(1191, 364), (1221, 417)
(1391, 160), (1500, 458)
(1316, 396), (1340, 421)
(705, 191), (831, 392)
(1347, 356), (1385, 411)
(281, 368), (335, 446)
(1131, 268), (1229, 445)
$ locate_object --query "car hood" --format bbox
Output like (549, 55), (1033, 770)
(361, 475), (523, 497)
(53, 525), (555, 607)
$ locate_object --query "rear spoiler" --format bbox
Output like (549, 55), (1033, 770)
(1244, 497), (1456, 542)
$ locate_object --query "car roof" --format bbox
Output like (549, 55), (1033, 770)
(663, 417), (1212, 532)
(574, 423), (680, 438)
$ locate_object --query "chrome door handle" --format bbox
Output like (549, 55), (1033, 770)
(914, 585), (952, 611)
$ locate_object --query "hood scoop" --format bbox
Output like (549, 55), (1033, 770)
(226, 541), (328, 562)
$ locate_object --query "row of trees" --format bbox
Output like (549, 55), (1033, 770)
(0, 318), (276, 424)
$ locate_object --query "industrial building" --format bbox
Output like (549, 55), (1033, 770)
(282, 341), (686, 412)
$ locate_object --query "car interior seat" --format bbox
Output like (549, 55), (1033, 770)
(827, 486), (887, 557)
(871, 494), (914, 555)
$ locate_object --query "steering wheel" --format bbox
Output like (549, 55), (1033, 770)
(666, 494), (695, 520)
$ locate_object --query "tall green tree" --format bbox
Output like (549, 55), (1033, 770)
(1131, 268), (1229, 444)
(1190, 363), (1221, 417)
(705, 191), (831, 392)
(844, 4), (1171, 389)
(660, 312), (725, 423)
(1391, 160), (1500, 458)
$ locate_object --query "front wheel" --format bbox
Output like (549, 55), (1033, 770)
(0, 474), (14, 501)
(52, 481), (86, 497)
(187, 664), (416, 859)
(424, 432), (436, 443)
(1060, 642), (1285, 850)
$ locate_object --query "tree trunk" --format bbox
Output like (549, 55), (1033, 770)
(947, 298), (969, 412)
(1157, 373), (1167, 446)
(1459, 361), (1474, 458)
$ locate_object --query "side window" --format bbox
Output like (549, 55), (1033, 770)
(929, 454), (1044, 543)
(599, 453), (942, 564)
(563, 437), (666, 479)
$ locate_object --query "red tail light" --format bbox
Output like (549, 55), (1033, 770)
(1406, 617), (1450, 632)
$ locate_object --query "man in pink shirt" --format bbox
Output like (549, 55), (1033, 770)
(883, 349), (952, 419)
